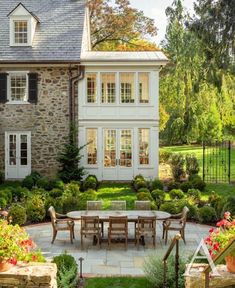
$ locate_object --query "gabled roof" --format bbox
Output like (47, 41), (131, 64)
(0, 0), (86, 63)
(7, 2), (40, 23)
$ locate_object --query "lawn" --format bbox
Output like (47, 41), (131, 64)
(84, 277), (152, 288)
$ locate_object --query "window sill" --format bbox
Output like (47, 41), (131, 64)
(6, 101), (30, 105)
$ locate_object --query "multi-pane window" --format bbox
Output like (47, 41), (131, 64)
(9, 135), (16, 166)
(86, 73), (97, 103)
(139, 73), (149, 103)
(101, 73), (116, 103)
(120, 73), (135, 103)
(20, 135), (28, 165)
(14, 21), (28, 44)
(87, 129), (97, 165)
(139, 129), (150, 165)
(120, 130), (132, 167)
(104, 129), (116, 167)
(10, 73), (27, 101)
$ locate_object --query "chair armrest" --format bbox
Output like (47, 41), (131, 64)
(55, 212), (67, 219)
(163, 218), (184, 228)
(169, 212), (182, 219)
(55, 219), (74, 226)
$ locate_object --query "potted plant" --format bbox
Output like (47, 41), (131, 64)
(0, 220), (45, 272)
(205, 212), (235, 273)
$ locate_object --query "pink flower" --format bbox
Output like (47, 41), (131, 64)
(1, 211), (8, 217)
(213, 243), (220, 251)
(224, 212), (231, 219)
(216, 219), (229, 227)
(8, 258), (17, 265)
(209, 228), (214, 233)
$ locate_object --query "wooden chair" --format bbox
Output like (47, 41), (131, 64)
(134, 201), (151, 210)
(135, 216), (156, 249)
(80, 216), (101, 249)
(108, 216), (128, 249)
(162, 206), (189, 244)
(87, 201), (102, 210)
(48, 206), (75, 244)
(111, 200), (126, 210)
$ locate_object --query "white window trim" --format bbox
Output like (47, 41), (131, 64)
(10, 17), (31, 46)
(138, 72), (150, 105)
(85, 73), (98, 104)
(138, 128), (151, 167)
(7, 71), (29, 104)
(86, 128), (98, 167)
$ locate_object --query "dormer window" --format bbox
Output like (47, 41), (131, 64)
(14, 21), (28, 44)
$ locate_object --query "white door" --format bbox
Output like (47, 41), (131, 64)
(5, 132), (31, 179)
(103, 129), (133, 180)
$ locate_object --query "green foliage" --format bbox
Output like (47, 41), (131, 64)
(0, 171), (4, 184)
(8, 204), (27, 225)
(134, 174), (145, 181)
(53, 253), (78, 288)
(198, 206), (217, 224)
(186, 154), (200, 176)
(169, 189), (184, 200)
(167, 181), (180, 191)
(221, 196), (235, 218)
(187, 189), (201, 202)
(26, 195), (46, 222)
(159, 149), (173, 163)
(57, 125), (86, 183)
(170, 154), (185, 181)
(179, 181), (193, 193)
(64, 182), (80, 197)
(160, 201), (179, 214)
(62, 195), (80, 214)
(83, 175), (98, 191)
(85, 277), (151, 288)
(144, 254), (186, 288)
(49, 188), (64, 198)
(49, 178), (64, 190)
(191, 178), (206, 191)
(151, 189), (165, 209)
(208, 191), (225, 218)
(138, 188), (150, 193)
(77, 189), (97, 210)
(22, 175), (34, 190)
(12, 186), (30, 201)
(188, 174), (202, 182)
(45, 196), (63, 215)
(150, 179), (164, 191)
(137, 192), (153, 201)
(0, 188), (12, 204)
(133, 179), (147, 191)
(36, 177), (52, 191)
(0, 197), (7, 209)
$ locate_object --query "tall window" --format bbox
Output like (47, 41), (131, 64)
(86, 73), (97, 103)
(87, 129), (97, 165)
(14, 21), (28, 44)
(139, 129), (150, 165)
(9, 73), (27, 102)
(101, 73), (116, 103)
(139, 73), (149, 103)
(120, 73), (135, 103)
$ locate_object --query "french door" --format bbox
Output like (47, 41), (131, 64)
(103, 129), (133, 180)
(5, 132), (31, 179)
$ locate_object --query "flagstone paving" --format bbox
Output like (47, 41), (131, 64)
(25, 221), (212, 276)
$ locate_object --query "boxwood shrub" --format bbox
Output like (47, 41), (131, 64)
(26, 194), (46, 222)
(169, 189), (185, 200)
(198, 206), (217, 224)
(8, 204), (27, 225)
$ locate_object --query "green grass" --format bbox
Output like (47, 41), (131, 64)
(96, 182), (137, 210)
(202, 183), (235, 201)
(84, 277), (152, 288)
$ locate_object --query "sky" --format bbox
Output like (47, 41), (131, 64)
(129, 0), (195, 45)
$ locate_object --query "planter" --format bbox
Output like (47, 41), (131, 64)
(225, 254), (235, 273)
(0, 261), (13, 272)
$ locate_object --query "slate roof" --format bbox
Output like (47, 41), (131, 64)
(0, 0), (86, 63)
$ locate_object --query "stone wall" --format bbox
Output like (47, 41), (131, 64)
(0, 67), (72, 178)
(185, 264), (235, 288)
(0, 262), (57, 288)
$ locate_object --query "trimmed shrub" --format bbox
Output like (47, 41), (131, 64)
(198, 206), (217, 224)
(30, 171), (42, 182)
(12, 186), (30, 201)
(8, 204), (27, 225)
(221, 196), (235, 218)
(177, 200), (199, 221)
(150, 179), (164, 191)
(187, 189), (201, 202)
(134, 179), (147, 191)
(186, 154), (200, 176)
(169, 189), (184, 200)
(170, 153), (185, 181)
(144, 254), (186, 288)
(26, 195), (46, 222)
(133, 174), (145, 181)
(208, 191), (225, 218)
(160, 201), (179, 214)
(53, 253), (78, 288)
(83, 175), (98, 191)
(49, 178), (64, 190)
(49, 188), (64, 198)
(64, 182), (80, 197)
(62, 195), (80, 214)
(191, 178), (206, 191)
(188, 174), (202, 182)
(159, 149), (173, 164)
(167, 181), (180, 192)
(180, 181), (193, 193)
(77, 189), (97, 210)
(45, 196), (63, 215)
(0, 188), (12, 204)
(36, 177), (53, 191)
(151, 189), (165, 209)
(22, 175), (34, 190)
(137, 192), (153, 201)
(138, 187), (150, 193)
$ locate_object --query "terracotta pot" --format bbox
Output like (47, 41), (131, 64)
(225, 254), (235, 273)
(0, 261), (13, 272)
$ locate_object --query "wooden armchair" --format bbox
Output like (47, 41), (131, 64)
(162, 206), (189, 244)
(48, 206), (75, 244)
(80, 216), (101, 249)
(134, 201), (151, 210)
(87, 201), (103, 210)
(135, 216), (156, 249)
(108, 216), (128, 249)
(111, 201), (126, 210)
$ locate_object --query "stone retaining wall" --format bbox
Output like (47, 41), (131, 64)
(0, 262), (57, 288)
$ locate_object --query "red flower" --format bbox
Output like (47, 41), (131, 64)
(216, 219), (229, 227)
(32, 255), (37, 261)
(209, 228), (214, 233)
(213, 242), (220, 251)
(8, 258), (17, 265)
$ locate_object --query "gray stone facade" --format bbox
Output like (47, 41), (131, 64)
(0, 67), (71, 178)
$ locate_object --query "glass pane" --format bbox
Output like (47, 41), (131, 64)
(10, 74), (27, 101)
(20, 135), (27, 166)
(139, 129), (150, 165)
(139, 73), (149, 103)
(87, 129), (97, 165)
(101, 73), (116, 103)
(120, 73), (135, 103)
(9, 135), (16, 166)
(104, 130), (116, 167)
(14, 21), (28, 44)
(120, 130), (132, 167)
(86, 73), (97, 103)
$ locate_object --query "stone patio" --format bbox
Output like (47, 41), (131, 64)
(26, 221), (212, 276)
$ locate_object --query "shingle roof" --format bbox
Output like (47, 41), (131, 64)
(0, 0), (86, 63)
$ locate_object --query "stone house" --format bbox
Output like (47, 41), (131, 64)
(0, 0), (167, 181)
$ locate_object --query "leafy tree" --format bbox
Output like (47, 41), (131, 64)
(57, 125), (86, 183)
(88, 0), (157, 50)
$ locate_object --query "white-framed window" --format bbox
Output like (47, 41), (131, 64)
(120, 73), (135, 103)
(139, 128), (150, 165)
(101, 73), (116, 103)
(8, 72), (28, 102)
(14, 20), (28, 44)
(139, 72), (150, 103)
(86, 73), (97, 103)
(87, 128), (98, 165)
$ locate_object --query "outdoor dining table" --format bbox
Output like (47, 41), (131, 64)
(67, 210), (171, 222)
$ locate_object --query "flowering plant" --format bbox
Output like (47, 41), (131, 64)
(205, 212), (235, 257)
(0, 220), (45, 265)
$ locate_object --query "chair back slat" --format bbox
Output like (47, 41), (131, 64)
(111, 200), (126, 210)
(109, 216), (128, 229)
(81, 216), (100, 230)
(135, 201), (151, 210)
(87, 201), (102, 211)
(137, 216), (156, 229)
